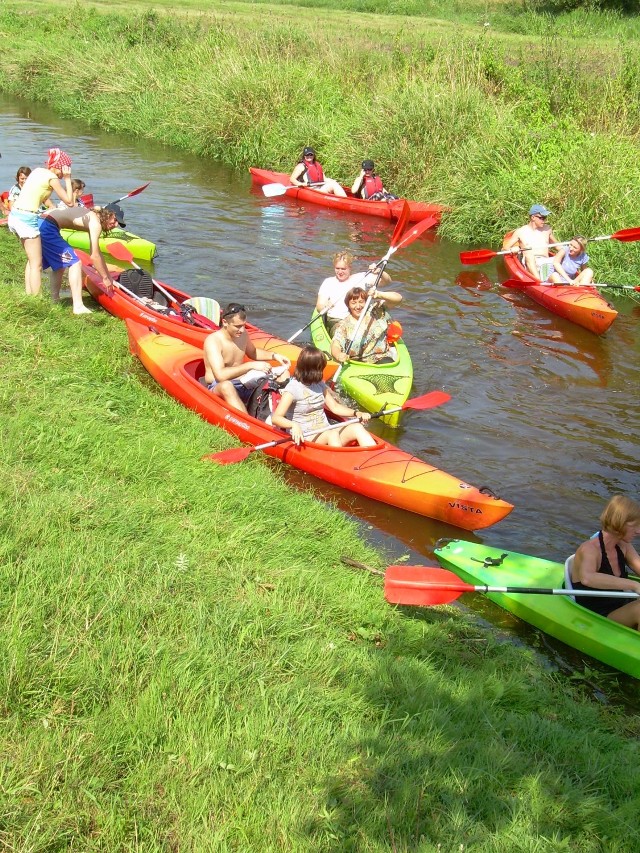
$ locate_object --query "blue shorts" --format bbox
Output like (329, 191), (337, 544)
(38, 217), (79, 271)
(207, 377), (253, 405)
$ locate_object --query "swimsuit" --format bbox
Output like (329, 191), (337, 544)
(572, 530), (629, 617)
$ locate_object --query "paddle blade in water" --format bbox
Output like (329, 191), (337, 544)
(385, 565), (472, 606)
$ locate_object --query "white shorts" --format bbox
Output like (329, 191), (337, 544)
(535, 256), (554, 283)
(8, 209), (40, 239)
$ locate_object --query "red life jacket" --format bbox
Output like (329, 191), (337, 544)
(361, 173), (384, 199)
(304, 161), (325, 184)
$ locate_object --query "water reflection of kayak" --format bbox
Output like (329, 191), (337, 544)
(61, 226), (157, 261)
(250, 167), (447, 225)
(125, 318), (513, 531)
(435, 539), (640, 679)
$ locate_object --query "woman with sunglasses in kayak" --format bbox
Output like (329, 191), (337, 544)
(570, 495), (640, 630)
(290, 147), (347, 197)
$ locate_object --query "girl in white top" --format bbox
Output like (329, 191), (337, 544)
(8, 148), (75, 297)
(272, 346), (375, 447)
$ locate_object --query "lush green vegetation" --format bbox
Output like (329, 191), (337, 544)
(2, 228), (640, 848)
(2, 1), (640, 281)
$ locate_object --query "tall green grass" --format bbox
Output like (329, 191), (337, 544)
(2, 1), (640, 280)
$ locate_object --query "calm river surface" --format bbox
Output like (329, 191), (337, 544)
(2, 94), (639, 687)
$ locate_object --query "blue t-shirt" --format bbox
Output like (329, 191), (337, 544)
(561, 250), (589, 279)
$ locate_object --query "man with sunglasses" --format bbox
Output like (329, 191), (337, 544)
(502, 204), (560, 281)
(203, 303), (290, 413)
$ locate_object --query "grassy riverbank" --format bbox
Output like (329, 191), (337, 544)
(2, 231), (640, 848)
(2, 1), (640, 281)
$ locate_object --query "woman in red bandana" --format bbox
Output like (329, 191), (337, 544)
(8, 148), (75, 298)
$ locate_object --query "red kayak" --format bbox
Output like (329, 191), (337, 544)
(250, 168), (447, 225)
(503, 235), (617, 335)
(82, 262), (336, 377)
(126, 319), (514, 531)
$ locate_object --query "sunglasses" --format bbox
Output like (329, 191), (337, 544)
(223, 303), (246, 318)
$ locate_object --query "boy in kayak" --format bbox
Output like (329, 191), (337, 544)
(502, 204), (561, 281)
(316, 250), (393, 333)
(38, 205), (120, 314)
(203, 303), (291, 413)
(351, 160), (397, 201)
(290, 147), (347, 197)
(570, 495), (640, 629)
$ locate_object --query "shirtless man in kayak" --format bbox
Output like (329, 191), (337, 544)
(502, 204), (561, 281)
(203, 303), (291, 413)
(38, 205), (121, 313)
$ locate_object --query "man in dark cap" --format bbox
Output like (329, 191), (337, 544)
(351, 160), (397, 201)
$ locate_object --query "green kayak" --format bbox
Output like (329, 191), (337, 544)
(309, 310), (413, 428)
(61, 227), (157, 261)
(434, 540), (640, 679)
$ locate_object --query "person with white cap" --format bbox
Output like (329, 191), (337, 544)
(502, 203), (561, 281)
(8, 147), (75, 297)
(289, 147), (347, 197)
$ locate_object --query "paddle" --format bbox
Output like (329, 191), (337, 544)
(105, 241), (182, 312)
(332, 209), (436, 386)
(460, 226), (640, 266)
(106, 182), (150, 206)
(204, 389), (451, 465)
(503, 278), (640, 292)
(262, 181), (324, 198)
(384, 565), (640, 607)
(74, 247), (151, 304)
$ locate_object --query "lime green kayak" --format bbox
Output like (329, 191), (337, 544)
(309, 309), (413, 428)
(434, 540), (640, 679)
(61, 227), (157, 261)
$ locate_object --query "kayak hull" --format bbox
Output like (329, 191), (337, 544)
(250, 168), (447, 225)
(435, 540), (640, 679)
(502, 237), (617, 334)
(126, 320), (513, 531)
(62, 227), (157, 261)
(309, 310), (413, 427)
(82, 264), (334, 376)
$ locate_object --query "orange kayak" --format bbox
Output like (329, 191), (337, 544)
(82, 262), (334, 376)
(126, 319), (514, 531)
(250, 168), (447, 225)
(502, 236), (617, 334)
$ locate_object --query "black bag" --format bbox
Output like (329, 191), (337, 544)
(246, 377), (283, 424)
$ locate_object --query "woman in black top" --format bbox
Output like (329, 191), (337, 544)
(571, 495), (640, 629)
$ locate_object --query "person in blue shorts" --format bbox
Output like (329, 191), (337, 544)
(38, 205), (120, 314)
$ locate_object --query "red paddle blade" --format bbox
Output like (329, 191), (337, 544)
(203, 446), (255, 465)
(391, 200), (411, 246)
(403, 390), (451, 410)
(124, 182), (150, 200)
(396, 214), (439, 250)
(105, 241), (134, 262)
(74, 248), (93, 266)
(501, 278), (531, 289)
(385, 565), (473, 606)
(459, 248), (498, 265)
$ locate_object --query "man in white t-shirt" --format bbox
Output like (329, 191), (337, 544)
(316, 250), (392, 332)
(502, 204), (560, 281)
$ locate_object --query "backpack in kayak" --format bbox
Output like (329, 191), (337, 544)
(246, 377), (282, 425)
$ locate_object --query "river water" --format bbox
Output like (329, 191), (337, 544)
(2, 94), (639, 689)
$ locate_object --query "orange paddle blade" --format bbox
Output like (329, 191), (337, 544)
(105, 241), (134, 263)
(391, 200), (411, 246)
(385, 565), (473, 606)
(203, 446), (256, 465)
(403, 390), (451, 410)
